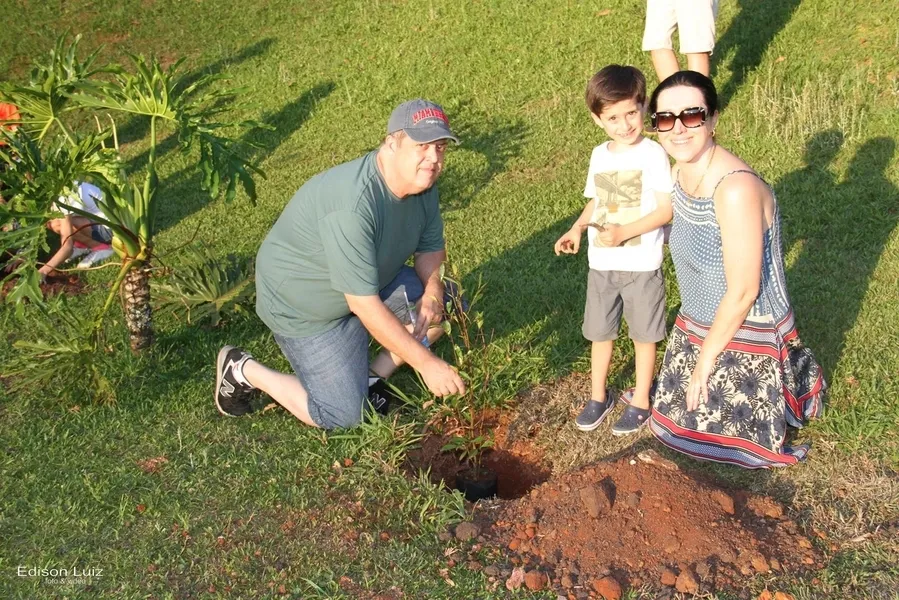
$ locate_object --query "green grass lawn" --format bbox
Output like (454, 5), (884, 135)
(2, 0), (898, 598)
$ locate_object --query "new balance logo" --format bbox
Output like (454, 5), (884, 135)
(220, 378), (235, 398)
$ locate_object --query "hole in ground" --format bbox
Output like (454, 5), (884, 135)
(405, 408), (552, 499)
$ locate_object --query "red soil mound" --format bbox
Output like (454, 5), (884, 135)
(473, 453), (822, 598)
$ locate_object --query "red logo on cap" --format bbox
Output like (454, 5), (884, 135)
(411, 108), (449, 126)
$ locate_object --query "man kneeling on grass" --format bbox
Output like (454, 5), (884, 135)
(215, 99), (466, 429)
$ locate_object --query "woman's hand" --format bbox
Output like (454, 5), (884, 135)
(686, 354), (716, 411)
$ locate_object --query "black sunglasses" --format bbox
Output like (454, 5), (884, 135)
(650, 107), (708, 132)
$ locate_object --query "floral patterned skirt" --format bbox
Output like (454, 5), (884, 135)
(649, 311), (826, 469)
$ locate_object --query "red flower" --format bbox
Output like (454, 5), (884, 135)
(0, 102), (20, 145)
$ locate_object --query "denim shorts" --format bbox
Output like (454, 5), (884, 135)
(90, 224), (112, 243)
(273, 266), (460, 429)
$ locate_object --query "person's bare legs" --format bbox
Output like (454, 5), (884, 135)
(369, 324), (444, 379)
(685, 52), (711, 76)
(650, 49), (680, 82)
(591, 340), (615, 401)
(631, 341), (657, 410)
(242, 359), (317, 427)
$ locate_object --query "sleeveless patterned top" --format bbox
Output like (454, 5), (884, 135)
(668, 170), (793, 326)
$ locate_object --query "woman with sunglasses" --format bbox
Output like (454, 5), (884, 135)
(600, 71), (826, 468)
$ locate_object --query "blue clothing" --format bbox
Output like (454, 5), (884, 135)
(650, 170), (826, 468)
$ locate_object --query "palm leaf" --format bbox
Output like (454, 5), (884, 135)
(153, 246), (255, 326)
(2, 297), (115, 404)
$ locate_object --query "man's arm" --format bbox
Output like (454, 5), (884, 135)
(345, 293), (465, 397)
(412, 249), (446, 340)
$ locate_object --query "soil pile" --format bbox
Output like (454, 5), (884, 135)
(474, 453), (821, 598)
(1, 272), (86, 300)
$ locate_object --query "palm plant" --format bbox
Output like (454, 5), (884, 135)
(153, 244), (255, 327)
(0, 34), (265, 352)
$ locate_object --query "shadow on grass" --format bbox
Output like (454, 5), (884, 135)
(120, 38), (278, 172)
(439, 101), (528, 212)
(154, 80), (336, 231)
(463, 214), (685, 387)
(463, 215), (594, 377)
(712, 0), (802, 109)
(777, 133), (898, 376)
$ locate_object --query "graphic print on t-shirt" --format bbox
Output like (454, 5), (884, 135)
(591, 169), (643, 247)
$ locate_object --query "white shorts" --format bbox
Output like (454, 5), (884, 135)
(642, 0), (720, 54)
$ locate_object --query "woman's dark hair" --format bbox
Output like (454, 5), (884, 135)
(648, 71), (718, 116)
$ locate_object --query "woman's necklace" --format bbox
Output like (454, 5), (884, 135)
(681, 143), (717, 197)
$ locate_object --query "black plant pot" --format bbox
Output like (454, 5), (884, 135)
(456, 467), (498, 502)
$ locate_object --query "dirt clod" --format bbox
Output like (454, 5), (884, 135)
(751, 553), (770, 573)
(524, 570), (547, 591)
(660, 568), (678, 586)
(748, 497), (785, 519)
(675, 568), (699, 594)
(711, 490), (736, 515)
(592, 576), (622, 600)
(455, 522), (479, 541)
(578, 483), (612, 518)
(505, 567), (525, 590)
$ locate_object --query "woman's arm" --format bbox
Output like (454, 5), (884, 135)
(39, 216), (75, 277)
(686, 174), (766, 411)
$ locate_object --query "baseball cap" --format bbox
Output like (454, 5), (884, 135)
(386, 99), (459, 144)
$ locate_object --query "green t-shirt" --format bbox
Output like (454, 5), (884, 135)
(255, 150), (445, 337)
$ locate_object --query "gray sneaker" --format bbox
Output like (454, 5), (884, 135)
(575, 390), (615, 431)
(611, 405), (652, 436)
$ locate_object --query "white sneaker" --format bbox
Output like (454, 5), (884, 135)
(77, 247), (115, 269)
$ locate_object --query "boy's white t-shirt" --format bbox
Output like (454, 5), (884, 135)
(56, 181), (107, 221)
(583, 137), (672, 272)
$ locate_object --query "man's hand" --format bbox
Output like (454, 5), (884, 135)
(413, 290), (443, 341)
(554, 227), (582, 255)
(597, 223), (623, 247)
(420, 355), (466, 397)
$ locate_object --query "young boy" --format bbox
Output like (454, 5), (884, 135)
(553, 65), (673, 435)
(642, 0), (719, 81)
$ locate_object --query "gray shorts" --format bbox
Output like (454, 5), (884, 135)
(583, 269), (666, 344)
(273, 266), (462, 429)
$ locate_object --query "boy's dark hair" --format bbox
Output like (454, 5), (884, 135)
(585, 65), (646, 116)
(648, 70), (719, 117)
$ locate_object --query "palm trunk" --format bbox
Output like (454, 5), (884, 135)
(122, 261), (154, 352)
